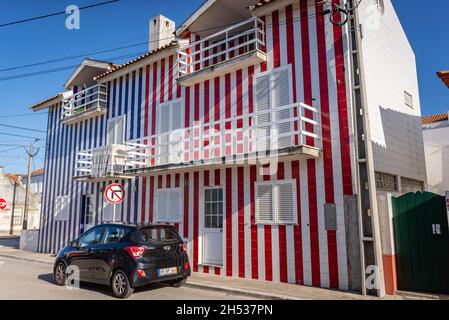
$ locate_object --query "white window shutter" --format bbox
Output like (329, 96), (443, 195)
(272, 67), (292, 148)
(55, 196), (70, 221)
(255, 73), (271, 151)
(256, 183), (274, 224)
(275, 182), (295, 224)
(169, 189), (182, 222)
(157, 190), (169, 222)
(171, 100), (183, 131)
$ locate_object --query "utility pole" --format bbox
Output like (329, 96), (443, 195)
(9, 178), (17, 235)
(23, 141), (40, 231)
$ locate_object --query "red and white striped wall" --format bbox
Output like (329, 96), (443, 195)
(38, 0), (355, 291)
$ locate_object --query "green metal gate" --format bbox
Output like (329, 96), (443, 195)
(392, 192), (449, 294)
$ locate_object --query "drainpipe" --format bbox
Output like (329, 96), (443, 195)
(9, 179), (17, 235)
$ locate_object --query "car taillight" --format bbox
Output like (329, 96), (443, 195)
(182, 243), (187, 252)
(125, 246), (146, 259)
(185, 262), (190, 270)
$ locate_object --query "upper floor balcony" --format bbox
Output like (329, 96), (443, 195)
(62, 84), (108, 125)
(176, 17), (267, 86)
(125, 102), (321, 175)
(74, 144), (133, 182)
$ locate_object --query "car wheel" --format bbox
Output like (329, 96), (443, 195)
(54, 262), (67, 286)
(111, 270), (134, 299)
(170, 278), (187, 288)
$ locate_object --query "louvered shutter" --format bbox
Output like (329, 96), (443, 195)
(157, 190), (169, 222)
(275, 182), (295, 224)
(272, 68), (292, 149)
(170, 100), (184, 163)
(169, 189), (182, 222)
(116, 117), (125, 145)
(256, 183), (274, 224)
(107, 119), (115, 145)
(55, 196), (70, 221)
(255, 73), (271, 152)
(157, 104), (170, 165)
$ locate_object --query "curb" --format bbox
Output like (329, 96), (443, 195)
(185, 281), (303, 300)
(0, 254), (54, 266)
(0, 253), (301, 300)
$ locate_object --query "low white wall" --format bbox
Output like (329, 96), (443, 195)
(19, 230), (39, 252)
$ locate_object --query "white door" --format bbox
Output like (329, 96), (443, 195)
(203, 188), (224, 266)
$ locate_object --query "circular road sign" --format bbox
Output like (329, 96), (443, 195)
(0, 199), (6, 210)
(104, 184), (125, 205)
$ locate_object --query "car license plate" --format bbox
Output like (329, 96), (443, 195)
(158, 267), (178, 276)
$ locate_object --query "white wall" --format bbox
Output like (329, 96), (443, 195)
(359, 0), (426, 182)
(423, 121), (449, 196)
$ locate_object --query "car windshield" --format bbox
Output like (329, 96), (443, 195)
(131, 227), (180, 244)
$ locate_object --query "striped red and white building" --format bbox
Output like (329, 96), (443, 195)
(31, 0), (426, 296)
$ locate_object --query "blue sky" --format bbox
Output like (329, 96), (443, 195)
(0, 0), (448, 174)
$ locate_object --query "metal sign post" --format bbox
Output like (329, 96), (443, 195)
(104, 184), (125, 223)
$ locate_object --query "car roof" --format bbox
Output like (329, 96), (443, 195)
(97, 222), (176, 229)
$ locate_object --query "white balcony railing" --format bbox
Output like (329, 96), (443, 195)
(62, 84), (108, 123)
(75, 144), (132, 179)
(177, 16), (266, 78)
(125, 102), (321, 171)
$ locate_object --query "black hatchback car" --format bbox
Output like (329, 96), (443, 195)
(53, 223), (190, 298)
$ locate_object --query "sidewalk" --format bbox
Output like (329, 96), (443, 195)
(0, 246), (391, 300)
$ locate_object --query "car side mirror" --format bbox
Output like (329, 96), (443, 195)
(69, 241), (77, 248)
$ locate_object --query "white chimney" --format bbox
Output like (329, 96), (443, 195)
(149, 15), (175, 52)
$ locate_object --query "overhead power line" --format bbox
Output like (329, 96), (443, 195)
(0, 0), (121, 28)
(0, 39), (148, 73)
(0, 113), (48, 118)
(0, 123), (46, 133)
(0, 51), (147, 82)
(0, 132), (43, 140)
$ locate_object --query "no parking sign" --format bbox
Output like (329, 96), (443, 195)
(104, 184), (125, 205)
(0, 198), (6, 210)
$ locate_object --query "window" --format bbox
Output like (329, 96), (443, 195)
(375, 172), (398, 192)
(156, 99), (184, 165)
(13, 208), (23, 226)
(156, 188), (182, 222)
(107, 116), (125, 145)
(255, 66), (293, 150)
(84, 195), (95, 226)
(401, 177), (424, 194)
(78, 226), (106, 248)
(131, 227), (181, 244)
(103, 225), (131, 244)
(255, 180), (297, 225)
(404, 91), (413, 109)
(204, 188), (223, 229)
(55, 196), (70, 221)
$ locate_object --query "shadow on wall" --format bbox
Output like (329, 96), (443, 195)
(371, 106), (426, 182)
(424, 143), (449, 196)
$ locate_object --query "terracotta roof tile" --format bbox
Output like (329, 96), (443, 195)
(437, 70), (449, 88)
(95, 42), (178, 80)
(32, 168), (44, 176)
(30, 93), (63, 110)
(421, 113), (448, 125)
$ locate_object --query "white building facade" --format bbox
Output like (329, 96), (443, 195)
(31, 0), (425, 295)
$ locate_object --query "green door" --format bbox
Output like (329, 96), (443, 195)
(392, 192), (449, 294)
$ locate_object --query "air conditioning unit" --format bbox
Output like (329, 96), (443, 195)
(92, 144), (131, 178)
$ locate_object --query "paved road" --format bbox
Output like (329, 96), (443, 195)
(0, 257), (252, 300)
